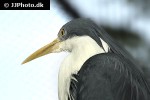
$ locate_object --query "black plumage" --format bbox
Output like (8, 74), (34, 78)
(70, 53), (150, 100)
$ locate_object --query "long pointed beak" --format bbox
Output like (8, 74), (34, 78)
(22, 38), (61, 64)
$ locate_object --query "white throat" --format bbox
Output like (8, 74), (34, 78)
(58, 36), (109, 100)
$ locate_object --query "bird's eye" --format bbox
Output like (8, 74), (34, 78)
(60, 29), (65, 36)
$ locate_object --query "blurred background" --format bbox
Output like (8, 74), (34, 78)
(0, 0), (150, 100)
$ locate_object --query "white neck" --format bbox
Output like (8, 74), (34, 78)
(58, 36), (108, 100)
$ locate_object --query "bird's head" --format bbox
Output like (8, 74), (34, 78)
(22, 18), (110, 64)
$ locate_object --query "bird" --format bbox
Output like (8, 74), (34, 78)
(22, 18), (150, 100)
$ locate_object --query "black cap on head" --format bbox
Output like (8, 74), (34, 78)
(58, 18), (103, 48)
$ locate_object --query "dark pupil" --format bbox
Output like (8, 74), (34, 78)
(61, 30), (64, 35)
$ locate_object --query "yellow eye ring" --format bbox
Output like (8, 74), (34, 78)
(61, 29), (65, 36)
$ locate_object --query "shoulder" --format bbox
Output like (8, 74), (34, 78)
(78, 53), (129, 75)
(83, 53), (125, 66)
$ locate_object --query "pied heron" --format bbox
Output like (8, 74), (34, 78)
(22, 18), (150, 100)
